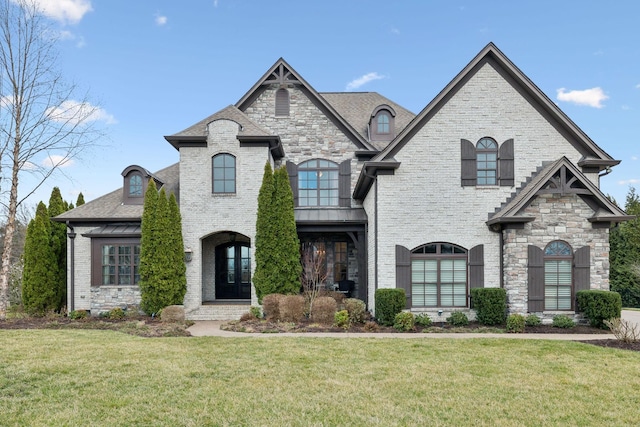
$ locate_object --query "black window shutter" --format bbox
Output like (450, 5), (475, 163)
(275, 88), (290, 116)
(574, 246), (590, 293)
(528, 245), (544, 312)
(339, 159), (351, 207)
(461, 139), (477, 186)
(468, 245), (484, 289)
(499, 138), (514, 187)
(395, 245), (412, 308)
(286, 161), (298, 207)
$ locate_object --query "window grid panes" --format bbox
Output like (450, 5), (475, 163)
(477, 138), (498, 185)
(377, 113), (390, 134)
(101, 244), (140, 286)
(212, 154), (236, 194)
(334, 242), (347, 282)
(129, 174), (143, 196)
(411, 243), (467, 307)
(544, 241), (573, 310)
(298, 160), (339, 207)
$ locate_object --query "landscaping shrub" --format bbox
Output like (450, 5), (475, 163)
(160, 305), (185, 322)
(249, 306), (262, 319)
(108, 307), (125, 320)
(311, 296), (337, 324)
(576, 290), (622, 329)
(552, 314), (575, 328)
(334, 310), (350, 329)
(262, 294), (284, 321)
(375, 288), (406, 326)
(343, 298), (366, 324)
(447, 311), (469, 327)
(68, 310), (88, 320)
(240, 311), (256, 322)
(525, 314), (541, 326)
(506, 314), (525, 333)
(280, 295), (305, 322)
(364, 321), (379, 332)
(393, 312), (415, 332)
(604, 318), (640, 343)
(415, 313), (432, 328)
(470, 288), (507, 325)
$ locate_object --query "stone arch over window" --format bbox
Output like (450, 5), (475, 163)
(212, 153), (236, 194)
(369, 105), (396, 142)
(275, 87), (290, 116)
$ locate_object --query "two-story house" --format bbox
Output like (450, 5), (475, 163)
(55, 43), (631, 320)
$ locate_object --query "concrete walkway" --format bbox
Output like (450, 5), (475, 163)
(187, 310), (639, 340)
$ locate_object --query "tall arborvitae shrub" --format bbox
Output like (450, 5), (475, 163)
(76, 192), (85, 207)
(253, 162), (277, 302)
(139, 181), (159, 314)
(272, 166), (301, 295)
(22, 202), (58, 314)
(48, 187), (68, 311)
(167, 192), (187, 304)
(140, 184), (186, 314)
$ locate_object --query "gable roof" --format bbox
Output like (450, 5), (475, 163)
(53, 163), (180, 223)
(487, 157), (632, 226)
(320, 92), (416, 151)
(374, 42), (619, 167)
(235, 58), (378, 151)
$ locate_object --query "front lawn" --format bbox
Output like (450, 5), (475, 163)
(1, 330), (639, 426)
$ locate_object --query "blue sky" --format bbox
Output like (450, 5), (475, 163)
(21, 0), (640, 209)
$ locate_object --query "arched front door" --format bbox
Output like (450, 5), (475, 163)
(215, 243), (251, 299)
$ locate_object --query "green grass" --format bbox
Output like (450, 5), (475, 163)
(1, 331), (639, 426)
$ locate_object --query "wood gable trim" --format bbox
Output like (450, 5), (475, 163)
(372, 43), (618, 167)
(235, 58), (376, 152)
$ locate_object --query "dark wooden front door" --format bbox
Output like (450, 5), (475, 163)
(215, 243), (251, 299)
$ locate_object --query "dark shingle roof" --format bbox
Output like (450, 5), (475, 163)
(169, 105), (273, 140)
(320, 92), (416, 151)
(53, 163), (179, 222)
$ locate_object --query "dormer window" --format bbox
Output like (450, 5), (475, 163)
(129, 174), (143, 196)
(121, 165), (163, 205)
(370, 105), (396, 142)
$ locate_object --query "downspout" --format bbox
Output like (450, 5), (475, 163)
(363, 166), (378, 291)
(499, 226), (504, 289)
(66, 222), (76, 312)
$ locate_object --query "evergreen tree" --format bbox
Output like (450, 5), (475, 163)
(48, 187), (67, 310)
(253, 162), (277, 302)
(22, 202), (57, 314)
(139, 184), (186, 314)
(76, 192), (85, 207)
(139, 181), (159, 314)
(272, 166), (301, 294)
(610, 187), (640, 307)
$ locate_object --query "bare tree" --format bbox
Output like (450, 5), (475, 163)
(300, 241), (327, 315)
(0, 0), (103, 319)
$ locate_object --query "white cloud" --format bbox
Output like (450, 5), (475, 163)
(42, 154), (74, 168)
(636, 84), (640, 89)
(556, 87), (608, 108)
(632, 156), (638, 161)
(23, 0), (93, 25)
(390, 27), (400, 35)
(58, 30), (86, 48)
(618, 179), (640, 186)
(46, 100), (116, 125)
(155, 14), (167, 26)
(346, 72), (385, 91)
(214, 0), (219, 7)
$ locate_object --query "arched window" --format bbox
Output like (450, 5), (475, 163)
(275, 88), (290, 116)
(377, 112), (390, 134)
(411, 243), (467, 307)
(129, 173), (143, 197)
(212, 154), (236, 194)
(370, 106), (396, 141)
(476, 137), (498, 185)
(544, 241), (573, 310)
(298, 159), (339, 206)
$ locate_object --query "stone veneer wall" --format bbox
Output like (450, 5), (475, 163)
(90, 286), (141, 314)
(503, 193), (609, 318)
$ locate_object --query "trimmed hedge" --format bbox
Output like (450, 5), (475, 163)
(375, 289), (406, 326)
(470, 288), (507, 325)
(576, 290), (622, 329)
